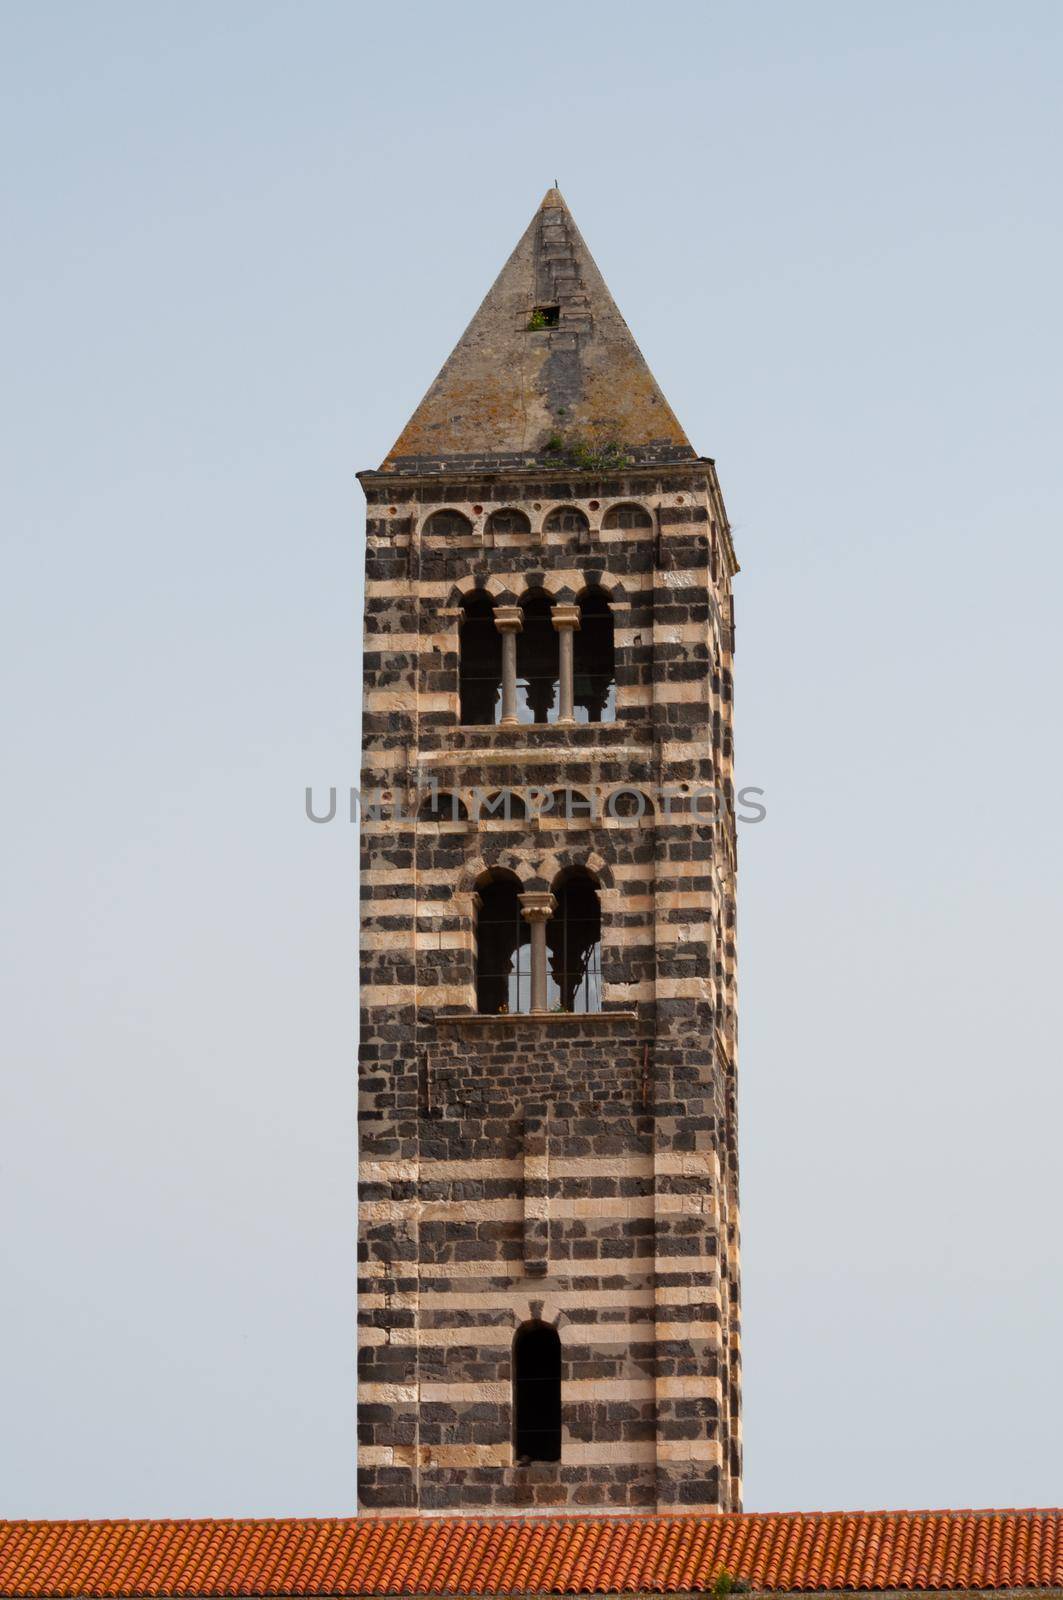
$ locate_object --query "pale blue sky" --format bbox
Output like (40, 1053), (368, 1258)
(2, 0), (1062, 1517)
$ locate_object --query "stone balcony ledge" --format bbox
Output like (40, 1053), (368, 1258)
(434, 1009), (638, 1027)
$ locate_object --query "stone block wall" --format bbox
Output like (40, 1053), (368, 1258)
(356, 463), (741, 1514)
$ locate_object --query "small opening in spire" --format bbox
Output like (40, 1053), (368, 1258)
(527, 305), (560, 331)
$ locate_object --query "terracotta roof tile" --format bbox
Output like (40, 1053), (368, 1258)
(2, 1511), (1062, 1597)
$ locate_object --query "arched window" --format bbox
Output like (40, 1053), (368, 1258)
(543, 505), (589, 536)
(476, 873), (529, 1014)
(460, 592), (502, 726)
(547, 869), (602, 1014)
(424, 508), (474, 538)
(473, 790), (527, 822)
(418, 791), (468, 822)
(547, 788), (595, 823)
(516, 590), (558, 724)
(513, 1321), (561, 1463)
(605, 788), (654, 822)
(573, 589), (615, 724)
(486, 507), (531, 538)
(602, 501), (652, 530)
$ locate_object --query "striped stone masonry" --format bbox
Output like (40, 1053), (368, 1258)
(356, 460), (741, 1517)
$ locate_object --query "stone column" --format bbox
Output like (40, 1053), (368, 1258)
(552, 603), (581, 726)
(519, 890), (556, 1013)
(494, 604), (523, 725)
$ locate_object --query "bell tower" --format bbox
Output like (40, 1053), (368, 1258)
(356, 189), (741, 1516)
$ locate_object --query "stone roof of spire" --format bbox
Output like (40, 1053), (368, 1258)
(380, 188), (695, 474)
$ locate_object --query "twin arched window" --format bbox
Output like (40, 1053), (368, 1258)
(475, 868), (602, 1015)
(459, 588), (615, 727)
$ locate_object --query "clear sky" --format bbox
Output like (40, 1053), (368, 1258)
(2, 0), (1061, 1518)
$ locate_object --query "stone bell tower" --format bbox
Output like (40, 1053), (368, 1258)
(356, 189), (741, 1516)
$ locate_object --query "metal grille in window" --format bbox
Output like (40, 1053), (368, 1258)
(546, 873), (602, 1014)
(515, 592), (559, 724)
(476, 876), (530, 1014)
(460, 593), (502, 726)
(573, 590), (615, 724)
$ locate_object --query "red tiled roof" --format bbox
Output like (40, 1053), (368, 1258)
(2, 1512), (1062, 1597)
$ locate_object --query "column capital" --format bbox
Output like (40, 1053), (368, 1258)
(519, 890), (556, 924)
(551, 603), (581, 632)
(494, 604), (523, 633)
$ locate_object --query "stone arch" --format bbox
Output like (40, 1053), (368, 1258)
(446, 572), (515, 607)
(525, 849), (614, 891)
(602, 500), (653, 530)
(458, 850), (529, 894)
(544, 787), (596, 824)
(575, 569), (629, 606)
(418, 790), (469, 823)
(470, 789), (527, 823)
(485, 507), (532, 538)
(602, 786), (656, 824)
(421, 508), (474, 538)
(543, 504), (590, 536)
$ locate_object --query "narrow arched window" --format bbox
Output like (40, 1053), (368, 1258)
(476, 874), (529, 1014)
(516, 591), (558, 724)
(513, 1321), (561, 1463)
(573, 589), (615, 724)
(460, 592), (502, 726)
(547, 869), (602, 1014)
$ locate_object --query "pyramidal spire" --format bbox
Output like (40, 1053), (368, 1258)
(381, 188), (695, 473)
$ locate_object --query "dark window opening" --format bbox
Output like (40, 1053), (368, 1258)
(424, 509), (474, 538)
(543, 505), (590, 536)
(516, 591), (559, 724)
(547, 870), (602, 1014)
(476, 875), (529, 1015)
(573, 589), (615, 724)
(603, 501), (653, 530)
(460, 592), (502, 726)
(528, 305), (560, 330)
(486, 508), (531, 537)
(513, 1321), (561, 1463)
